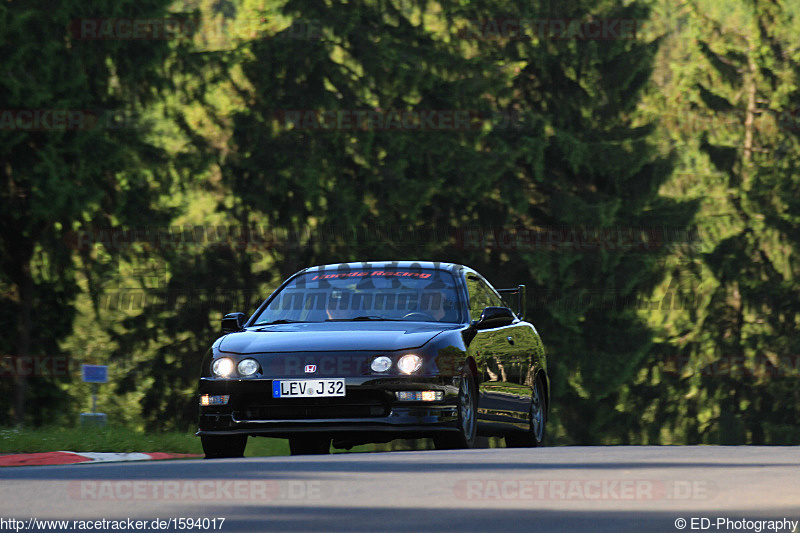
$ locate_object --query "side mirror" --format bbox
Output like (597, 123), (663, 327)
(221, 312), (246, 334)
(474, 306), (515, 330)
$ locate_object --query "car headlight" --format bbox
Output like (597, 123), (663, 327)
(397, 354), (422, 374)
(370, 356), (392, 373)
(212, 357), (235, 378)
(237, 358), (259, 377)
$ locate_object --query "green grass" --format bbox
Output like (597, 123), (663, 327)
(0, 426), (287, 456)
(0, 427), (506, 456)
(0, 426), (405, 456)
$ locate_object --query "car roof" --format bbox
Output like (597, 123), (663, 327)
(300, 261), (472, 275)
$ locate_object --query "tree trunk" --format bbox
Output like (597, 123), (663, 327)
(14, 261), (33, 426)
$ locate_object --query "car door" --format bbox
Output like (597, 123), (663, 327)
(465, 274), (530, 430)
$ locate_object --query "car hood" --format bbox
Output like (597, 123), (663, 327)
(217, 322), (454, 354)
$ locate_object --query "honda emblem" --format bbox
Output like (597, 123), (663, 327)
(304, 364), (317, 374)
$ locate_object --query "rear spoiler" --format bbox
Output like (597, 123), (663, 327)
(497, 284), (526, 320)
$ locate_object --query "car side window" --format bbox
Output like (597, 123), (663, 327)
(484, 282), (504, 309)
(467, 275), (503, 321)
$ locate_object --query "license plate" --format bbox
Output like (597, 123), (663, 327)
(272, 379), (346, 398)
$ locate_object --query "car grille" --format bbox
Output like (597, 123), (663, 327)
(232, 390), (390, 420)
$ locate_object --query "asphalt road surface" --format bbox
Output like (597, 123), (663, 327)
(1, 446), (798, 532)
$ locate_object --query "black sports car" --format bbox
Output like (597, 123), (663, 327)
(197, 261), (549, 457)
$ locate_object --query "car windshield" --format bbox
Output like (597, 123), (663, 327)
(252, 268), (463, 324)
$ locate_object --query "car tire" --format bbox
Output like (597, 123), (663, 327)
(201, 434), (247, 459)
(434, 365), (477, 450)
(505, 373), (546, 448)
(289, 435), (331, 455)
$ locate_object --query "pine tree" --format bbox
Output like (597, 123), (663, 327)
(681, 0), (800, 443)
(465, 0), (700, 443)
(0, 0), (181, 424)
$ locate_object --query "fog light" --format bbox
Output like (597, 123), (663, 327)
(396, 390), (443, 402)
(397, 354), (422, 374)
(200, 394), (230, 406)
(370, 356), (392, 373)
(421, 390), (438, 401)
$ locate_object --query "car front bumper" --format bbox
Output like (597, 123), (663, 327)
(196, 376), (461, 439)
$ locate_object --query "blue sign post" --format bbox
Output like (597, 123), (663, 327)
(82, 365), (108, 384)
(81, 364), (108, 427)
